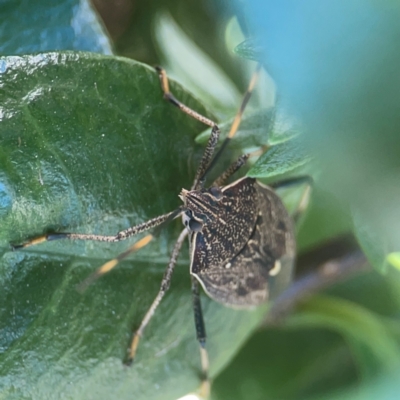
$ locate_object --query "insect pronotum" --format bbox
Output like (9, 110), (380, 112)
(15, 64), (309, 397)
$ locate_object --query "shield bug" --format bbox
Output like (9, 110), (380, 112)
(13, 64), (309, 397)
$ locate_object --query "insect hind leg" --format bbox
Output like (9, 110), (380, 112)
(191, 277), (211, 398)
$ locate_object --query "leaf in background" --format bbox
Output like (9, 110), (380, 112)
(296, 185), (352, 251)
(197, 104), (310, 180)
(213, 267), (400, 400)
(0, 0), (112, 55)
(196, 108), (275, 151)
(248, 136), (311, 179)
(153, 11), (241, 118)
(211, 328), (357, 400)
(288, 295), (400, 378)
(234, 38), (264, 61)
(0, 53), (269, 400)
(352, 209), (389, 273)
(324, 369), (400, 400)
(387, 253), (400, 272)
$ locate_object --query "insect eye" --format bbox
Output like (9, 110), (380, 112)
(209, 186), (222, 200)
(188, 219), (203, 232)
(185, 209), (193, 218)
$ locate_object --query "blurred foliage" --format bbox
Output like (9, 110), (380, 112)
(0, 0), (112, 55)
(0, 1), (399, 400)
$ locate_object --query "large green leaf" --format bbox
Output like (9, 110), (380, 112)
(0, 53), (269, 399)
(0, 0), (112, 55)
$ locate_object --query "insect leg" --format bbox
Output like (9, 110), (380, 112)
(154, 66), (221, 191)
(126, 228), (188, 365)
(12, 209), (181, 249)
(76, 234), (153, 292)
(227, 64), (262, 140)
(197, 64), (262, 185)
(191, 277), (210, 398)
(212, 154), (250, 187)
(271, 176), (313, 223)
(155, 66), (216, 127)
(212, 146), (268, 187)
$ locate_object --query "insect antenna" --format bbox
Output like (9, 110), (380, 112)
(155, 65), (262, 192)
(155, 67), (223, 192)
(196, 63), (262, 188)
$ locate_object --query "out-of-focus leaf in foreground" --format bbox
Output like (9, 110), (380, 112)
(246, 0), (400, 262)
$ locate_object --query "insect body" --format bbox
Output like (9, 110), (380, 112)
(184, 178), (295, 308)
(15, 64), (298, 398)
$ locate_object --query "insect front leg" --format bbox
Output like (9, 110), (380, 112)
(212, 154), (250, 187)
(195, 64), (262, 188)
(12, 209), (183, 291)
(12, 209), (180, 249)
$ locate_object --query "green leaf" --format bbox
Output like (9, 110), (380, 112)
(288, 295), (400, 377)
(352, 209), (389, 273)
(234, 39), (264, 61)
(211, 327), (357, 400)
(213, 268), (400, 400)
(154, 11), (241, 118)
(296, 185), (352, 251)
(246, 1), (400, 258)
(248, 136), (312, 179)
(0, 53), (268, 399)
(195, 107), (307, 182)
(197, 106), (311, 180)
(196, 108), (275, 150)
(387, 253), (400, 272)
(324, 369), (400, 400)
(0, 0), (112, 55)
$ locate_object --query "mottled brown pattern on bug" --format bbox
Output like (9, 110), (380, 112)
(187, 178), (295, 308)
(184, 177), (258, 273)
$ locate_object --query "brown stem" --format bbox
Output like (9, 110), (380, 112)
(266, 249), (370, 325)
